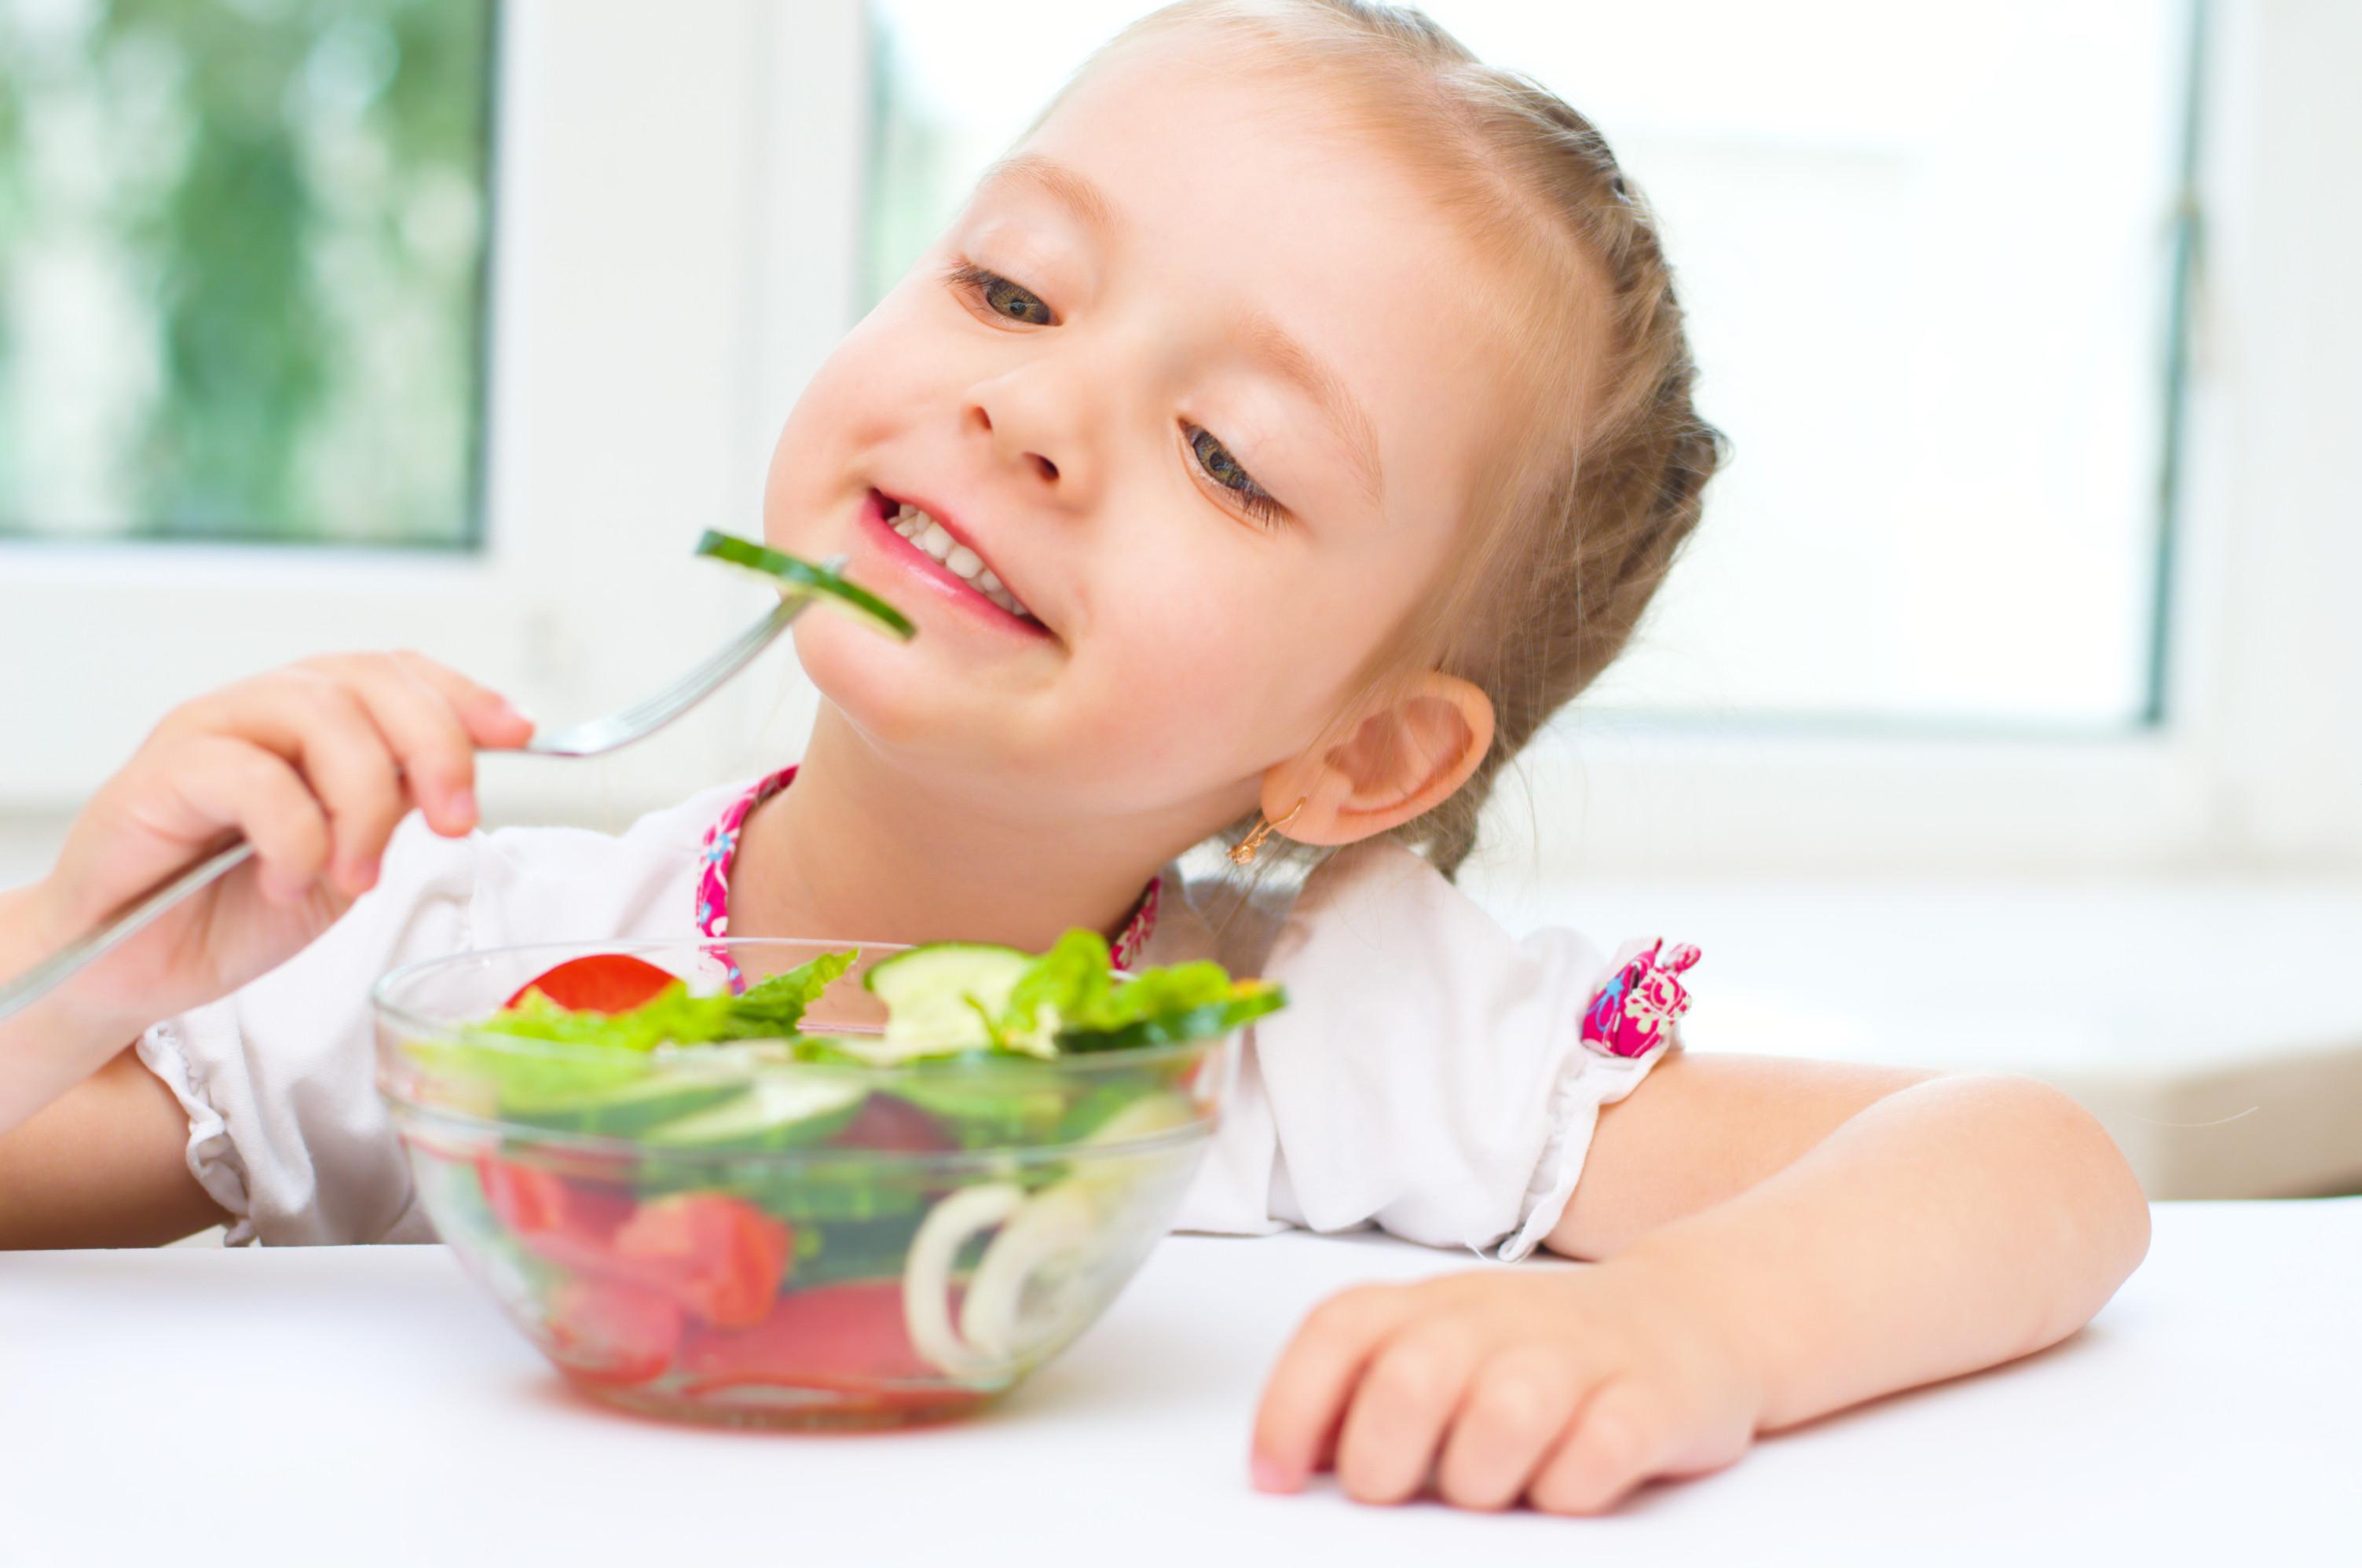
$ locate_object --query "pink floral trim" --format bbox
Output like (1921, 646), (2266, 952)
(1581, 939), (1701, 1059)
(694, 767), (1159, 975)
(1111, 877), (1159, 973)
(695, 767), (797, 943)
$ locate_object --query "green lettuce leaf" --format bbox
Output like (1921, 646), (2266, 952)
(965, 932), (1286, 1055)
(472, 948), (857, 1053)
(412, 950), (859, 1114)
(1001, 929), (1115, 1046)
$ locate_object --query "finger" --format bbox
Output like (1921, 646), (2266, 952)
(324, 657), (487, 837)
(387, 650), (534, 749)
(171, 739), (332, 905)
(1432, 1347), (1589, 1511)
(247, 672), (406, 898)
(1331, 1319), (1492, 1505)
(170, 675), (406, 892)
(1526, 1378), (1676, 1517)
(1251, 1284), (1426, 1493)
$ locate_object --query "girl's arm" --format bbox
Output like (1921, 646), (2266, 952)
(0, 1047), (225, 1248)
(0, 653), (528, 1142)
(1252, 1052), (2149, 1513)
(1558, 1052), (2151, 1423)
(0, 653), (529, 1247)
(0, 881), (222, 1245)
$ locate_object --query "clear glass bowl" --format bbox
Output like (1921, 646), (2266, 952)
(374, 938), (1229, 1429)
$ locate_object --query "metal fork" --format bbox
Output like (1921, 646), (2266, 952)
(0, 554), (846, 1024)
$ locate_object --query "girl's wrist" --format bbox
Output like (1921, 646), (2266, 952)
(1610, 1227), (1796, 1430)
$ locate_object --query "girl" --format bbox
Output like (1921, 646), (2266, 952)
(0, 0), (2147, 1516)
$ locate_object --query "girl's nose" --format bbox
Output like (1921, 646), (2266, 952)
(965, 365), (1095, 501)
(968, 401), (1061, 485)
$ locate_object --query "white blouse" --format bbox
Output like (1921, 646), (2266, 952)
(137, 779), (1686, 1258)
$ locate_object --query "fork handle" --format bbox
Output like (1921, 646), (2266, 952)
(0, 841), (256, 1026)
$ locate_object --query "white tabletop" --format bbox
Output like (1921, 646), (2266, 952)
(5, 1201), (2356, 1566)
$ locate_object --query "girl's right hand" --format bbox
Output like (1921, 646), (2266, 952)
(22, 652), (534, 1042)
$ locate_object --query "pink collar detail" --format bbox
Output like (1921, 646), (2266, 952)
(694, 766), (1161, 968)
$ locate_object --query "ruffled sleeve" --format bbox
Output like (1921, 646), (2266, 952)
(134, 784), (739, 1245)
(136, 815), (477, 1246)
(1170, 840), (1694, 1261)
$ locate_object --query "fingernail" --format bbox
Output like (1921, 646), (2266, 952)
(1250, 1456), (1297, 1494)
(449, 788), (478, 827)
(357, 856), (380, 892)
(497, 699), (535, 733)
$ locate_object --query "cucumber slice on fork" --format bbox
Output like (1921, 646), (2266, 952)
(697, 530), (917, 640)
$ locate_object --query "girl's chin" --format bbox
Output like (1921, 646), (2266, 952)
(789, 613), (1028, 755)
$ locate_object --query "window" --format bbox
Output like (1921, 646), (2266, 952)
(12, 2), (2351, 877)
(861, 0), (2199, 731)
(0, 4), (830, 820)
(0, 0), (496, 546)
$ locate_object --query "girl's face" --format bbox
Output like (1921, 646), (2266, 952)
(764, 45), (1522, 838)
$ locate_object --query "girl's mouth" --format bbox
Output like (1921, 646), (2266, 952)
(859, 489), (1053, 639)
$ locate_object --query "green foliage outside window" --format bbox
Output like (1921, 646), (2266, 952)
(0, 0), (495, 546)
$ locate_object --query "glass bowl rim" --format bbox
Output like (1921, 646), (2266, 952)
(371, 935), (1222, 1082)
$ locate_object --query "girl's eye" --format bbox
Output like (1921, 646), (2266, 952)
(1186, 424), (1285, 531)
(948, 262), (1054, 326)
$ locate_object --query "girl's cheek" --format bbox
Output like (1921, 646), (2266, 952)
(1127, 606), (1301, 762)
(1099, 562), (1243, 680)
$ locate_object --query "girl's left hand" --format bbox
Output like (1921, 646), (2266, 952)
(1250, 1256), (1766, 1515)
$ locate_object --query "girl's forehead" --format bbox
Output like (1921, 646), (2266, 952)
(1005, 51), (1529, 521)
(1020, 49), (1484, 299)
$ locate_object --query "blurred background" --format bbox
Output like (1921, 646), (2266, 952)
(2, 1), (2357, 1196)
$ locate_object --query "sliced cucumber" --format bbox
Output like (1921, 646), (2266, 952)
(639, 1074), (868, 1152)
(694, 531), (916, 640)
(502, 1073), (744, 1138)
(862, 942), (1038, 1057)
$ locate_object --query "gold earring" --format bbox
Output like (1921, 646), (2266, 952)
(1228, 797), (1307, 865)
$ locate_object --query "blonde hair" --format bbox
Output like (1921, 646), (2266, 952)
(1040, 0), (1725, 882)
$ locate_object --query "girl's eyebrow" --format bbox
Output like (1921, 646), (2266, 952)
(1237, 307), (1386, 507)
(979, 151), (1386, 507)
(976, 152), (1120, 236)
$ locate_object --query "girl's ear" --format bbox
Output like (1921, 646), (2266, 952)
(1262, 672), (1496, 848)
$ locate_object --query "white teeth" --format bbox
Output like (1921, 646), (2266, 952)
(881, 498), (1039, 624)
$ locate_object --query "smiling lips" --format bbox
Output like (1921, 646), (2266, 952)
(873, 491), (1043, 628)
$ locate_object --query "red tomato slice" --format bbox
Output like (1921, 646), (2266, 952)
(478, 1155), (646, 1285)
(544, 1277), (684, 1387)
(612, 1194), (794, 1329)
(479, 1160), (792, 1330)
(505, 953), (678, 1013)
(478, 1156), (637, 1242)
(675, 1280), (957, 1398)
